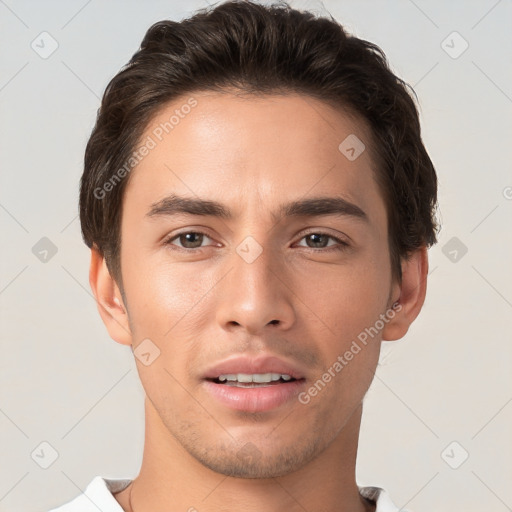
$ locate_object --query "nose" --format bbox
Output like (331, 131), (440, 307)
(215, 241), (296, 335)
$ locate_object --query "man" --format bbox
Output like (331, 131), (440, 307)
(49, 1), (438, 511)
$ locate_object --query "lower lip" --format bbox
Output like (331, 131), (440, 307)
(203, 379), (305, 412)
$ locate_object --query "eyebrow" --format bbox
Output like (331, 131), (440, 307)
(146, 193), (368, 223)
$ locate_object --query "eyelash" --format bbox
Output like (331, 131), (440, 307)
(162, 230), (349, 253)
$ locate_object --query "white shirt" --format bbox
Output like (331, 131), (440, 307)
(47, 476), (404, 512)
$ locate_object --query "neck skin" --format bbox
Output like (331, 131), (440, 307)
(114, 398), (375, 512)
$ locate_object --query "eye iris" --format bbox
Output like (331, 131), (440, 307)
(174, 233), (335, 250)
(307, 233), (328, 248)
(180, 232), (203, 248)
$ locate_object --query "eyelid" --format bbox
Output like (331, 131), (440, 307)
(295, 228), (350, 245)
(293, 233), (350, 253)
(163, 229), (218, 249)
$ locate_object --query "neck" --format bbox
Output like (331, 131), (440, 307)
(115, 398), (373, 512)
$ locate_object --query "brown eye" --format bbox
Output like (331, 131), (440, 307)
(296, 232), (349, 251)
(164, 231), (212, 250)
(304, 233), (331, 248)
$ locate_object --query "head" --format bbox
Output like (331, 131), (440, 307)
(82, 0), (438, 479)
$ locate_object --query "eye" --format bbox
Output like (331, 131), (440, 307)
(163, 231), (215, 250)
(295, 232), (349, 252)
(163, 230), (349, 252)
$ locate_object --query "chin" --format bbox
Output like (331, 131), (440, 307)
(184, 434), (325, 479)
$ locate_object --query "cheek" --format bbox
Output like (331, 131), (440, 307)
(123, 250), (206, 324)
(298, 259), (389, 403)
(302, 259), (389, 337)
(122, 261), (207, 390)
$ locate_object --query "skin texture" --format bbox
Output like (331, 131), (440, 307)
(90, 91), (428, 512)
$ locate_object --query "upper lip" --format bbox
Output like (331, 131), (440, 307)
(203, 355), (306, 380)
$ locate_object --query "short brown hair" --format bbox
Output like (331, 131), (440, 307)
(79, 0), (439, 288)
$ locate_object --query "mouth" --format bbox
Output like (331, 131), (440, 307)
(206, 372), (299, 388)
(202, 356), (307, 412)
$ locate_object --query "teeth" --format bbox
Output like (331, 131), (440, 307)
(217, 373), (293, 383)
(253, 373), (272, 383)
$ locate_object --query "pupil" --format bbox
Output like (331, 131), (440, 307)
(182, 233), (202, 248)
(308, 233), (326, 248)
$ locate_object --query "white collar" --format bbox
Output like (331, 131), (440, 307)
(49, 476), (404, 512)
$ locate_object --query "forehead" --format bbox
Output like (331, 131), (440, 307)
(123, 91), (386, 225)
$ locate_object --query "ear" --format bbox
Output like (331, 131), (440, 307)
(89, 247), (132, 346)
(382, 245), (429, 341)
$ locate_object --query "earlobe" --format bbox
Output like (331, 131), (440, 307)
(89, 247), (132, 346)
(382, 246), (429, 341)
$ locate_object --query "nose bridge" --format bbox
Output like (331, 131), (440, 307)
(215, 234), (295, 333)
(235, 235), (277, 290)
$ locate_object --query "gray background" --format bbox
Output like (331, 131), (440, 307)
(1, 0), (511, 511)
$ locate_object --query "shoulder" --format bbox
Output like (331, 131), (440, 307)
(359, 486), (411, 512)
(46, 476), (132, 512)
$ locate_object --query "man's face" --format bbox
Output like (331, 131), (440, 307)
(117, 91), (400, 478)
